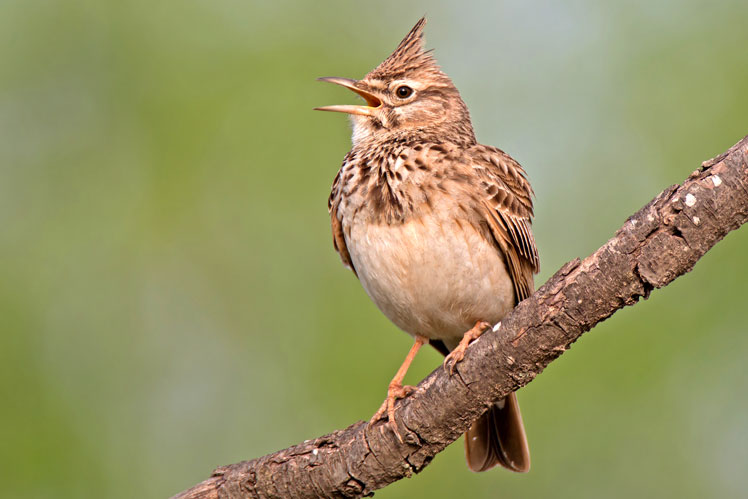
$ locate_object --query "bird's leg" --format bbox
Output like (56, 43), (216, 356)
(370, 334), (428, 440)
(443, 321), (492, 374)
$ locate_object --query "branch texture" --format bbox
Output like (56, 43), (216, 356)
(174, 135), (748, 499)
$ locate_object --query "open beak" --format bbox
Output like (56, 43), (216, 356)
(315, 77), (382, 116)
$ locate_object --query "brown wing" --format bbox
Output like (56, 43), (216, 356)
(328, 161), (357, 276)
(460, 145), (537, 472)
(468, 144), (539, 303)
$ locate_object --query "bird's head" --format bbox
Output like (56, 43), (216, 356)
(316, 17), (475, 146)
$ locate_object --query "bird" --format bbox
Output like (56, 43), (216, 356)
(315, 17), (539, 473)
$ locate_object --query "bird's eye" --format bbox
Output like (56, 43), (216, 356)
(395, 85), (414, 99)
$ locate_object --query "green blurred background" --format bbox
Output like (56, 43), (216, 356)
(2, 1), (747, 497)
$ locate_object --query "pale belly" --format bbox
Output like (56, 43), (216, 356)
(346, 214), (516, 344)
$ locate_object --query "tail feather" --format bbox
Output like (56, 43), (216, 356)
(430, 338), (530, 472)
(464, 392), (530, 472)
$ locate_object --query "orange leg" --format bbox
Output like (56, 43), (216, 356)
(370, 334), (428, 440)
(443, 321), (492, 374)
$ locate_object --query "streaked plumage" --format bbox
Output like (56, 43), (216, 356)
(318, 18), (539, 473)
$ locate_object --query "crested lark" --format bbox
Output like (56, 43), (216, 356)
(316, 18), (538, 473)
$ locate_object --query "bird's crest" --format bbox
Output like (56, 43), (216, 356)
(366, 17), (445, 81)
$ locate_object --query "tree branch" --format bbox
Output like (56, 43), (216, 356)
(173, 135), (748, 499)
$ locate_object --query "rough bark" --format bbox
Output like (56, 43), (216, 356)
(173, 135), (748, 499)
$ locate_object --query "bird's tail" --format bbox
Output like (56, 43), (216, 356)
(464, 392), (530, 472)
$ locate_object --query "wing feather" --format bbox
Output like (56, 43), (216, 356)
(469, 145), (539, 302)
(328, 159), (357, 276)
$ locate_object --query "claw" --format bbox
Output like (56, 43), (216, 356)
(369, 383), (417, 442)
(443, 321), (492, 374)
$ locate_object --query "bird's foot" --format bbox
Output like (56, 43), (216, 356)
(369, 382), (417, 442)
(443, 321), (492, 374)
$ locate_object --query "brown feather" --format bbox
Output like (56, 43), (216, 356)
(465, 393), (531, 472)
(330, 208), (356, 275)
